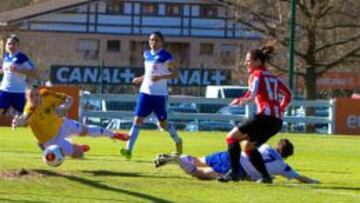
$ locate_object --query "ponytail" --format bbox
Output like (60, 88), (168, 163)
(250, 45), (275, 65)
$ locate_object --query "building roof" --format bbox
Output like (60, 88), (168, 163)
(0, 0), (228, 26)
(0, 0), (94, 26)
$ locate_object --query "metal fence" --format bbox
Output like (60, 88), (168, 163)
(79, 93), (335, 134)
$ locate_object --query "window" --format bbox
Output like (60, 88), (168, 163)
(200, 43), (214, 55)
(106, 1), (124, 14)
(200, 6), (217, 18)
(62, 7), (80, 14)
(107, 40), (121, 52)
(78, 39), (99, 59)
(220, 44), (240, 65)
(166, 4), (181, 16)
(142, 3), (157, 15)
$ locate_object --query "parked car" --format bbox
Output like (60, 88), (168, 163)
(205, 85), (248, 98)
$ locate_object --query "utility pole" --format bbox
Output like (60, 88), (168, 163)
(288, 0), (296, 95)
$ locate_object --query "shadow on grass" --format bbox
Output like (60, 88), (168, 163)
(297, 169), (352, 174)
(82, 170), (144, 177)
(314, 185), (360, 192)
(34, 170), (172, 203)
(267, 182), (360, 192)
(81, 170), (182, 179)
(0, 198), (48, 203)
(130, 160), (154, 164)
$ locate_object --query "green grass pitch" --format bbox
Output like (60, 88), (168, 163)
(0, 127), (359, 203)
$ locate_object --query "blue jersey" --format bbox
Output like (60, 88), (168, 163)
(140, 48), (173, 96)
(1, 51), (35, 93)
(205, 145), (299, 180)
(205, 151), (246, 176)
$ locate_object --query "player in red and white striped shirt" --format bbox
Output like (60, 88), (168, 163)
(218, 45), (292, 183)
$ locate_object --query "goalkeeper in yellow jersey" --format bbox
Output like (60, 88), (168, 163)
(12, 85), (129, 159)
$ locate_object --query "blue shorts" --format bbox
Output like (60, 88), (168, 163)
(135, 93), (168, 120)
(205, 151), (246, 176)
(0, 90), (26, 113)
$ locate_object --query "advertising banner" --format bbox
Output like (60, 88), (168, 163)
(50, 65), (231, 86)
(335, 98), (360, 135)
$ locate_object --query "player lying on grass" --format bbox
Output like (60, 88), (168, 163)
(154, 138), (319, 184)
(12, 85), (129, 159)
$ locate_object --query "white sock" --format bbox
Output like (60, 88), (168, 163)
(126, 124), (140, 152)
(165, 124), (182, 144)
(87, 126), (114, 137)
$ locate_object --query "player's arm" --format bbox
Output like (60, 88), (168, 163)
(230, 75), (258, 105)
(132, 75), (144, 85)
(12, 112), (32, 129)
(57, 94), (73, 109)
(278, 80), (293, 112)
(280, 164), (320, 184)
(152, 61), (178, 81)
(294, 174), (320, 184)
(11, 60), (37, 78)
(53, 92), (73, 116)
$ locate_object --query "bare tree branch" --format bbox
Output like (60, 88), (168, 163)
(297, 0), (311, 18)
(315, 35), (360, 53)
(269, 61), (305, 76)
(318, 24), (360, 30)
(316, 47), (360, 75)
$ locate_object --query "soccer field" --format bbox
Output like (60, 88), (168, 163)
(0, 127), (359, 203)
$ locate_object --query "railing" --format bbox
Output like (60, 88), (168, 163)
(80, 93), (335, 134)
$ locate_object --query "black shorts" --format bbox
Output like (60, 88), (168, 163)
(237, 114), (283, 147)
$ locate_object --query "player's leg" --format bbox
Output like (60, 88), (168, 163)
(42, 136), (85, 159)
(42, 120), (89, 159)
(80, 124), (129, 141)
(217, 126), (247, 182)
(241, 140), (271, 182)
(242, 115), (283, 183)
(154, 95), (182, 154)
(154, 153), (179, 167)
(159, 120), (183, 154)
(71, 143), (88, 159)
(9, 92), (26, 115)
(60, 117), (128, 141)
(192, 168), (220, 180)
(179, 155), (221, 180)
(121, 93), (152, 158)
(0, 90), (10, 115)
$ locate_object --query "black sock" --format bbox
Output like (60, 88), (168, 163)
(227, 142), (240, 174)
(249, 149), (270, 179)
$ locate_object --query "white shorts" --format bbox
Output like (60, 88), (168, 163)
(42, 118), (84, 156)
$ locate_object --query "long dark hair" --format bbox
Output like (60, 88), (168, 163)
(249, 45), (274, 65)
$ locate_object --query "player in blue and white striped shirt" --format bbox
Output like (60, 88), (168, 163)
(0, 35), (37, 115)
(120, 32), (183, 159)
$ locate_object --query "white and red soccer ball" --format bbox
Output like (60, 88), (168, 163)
(43, 145), (65, 167)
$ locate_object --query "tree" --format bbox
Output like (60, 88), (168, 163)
(224, 0), (360, 99)
(0, 0), (34, 12)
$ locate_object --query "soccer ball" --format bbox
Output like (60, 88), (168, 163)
(43, 145), (65, 167)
